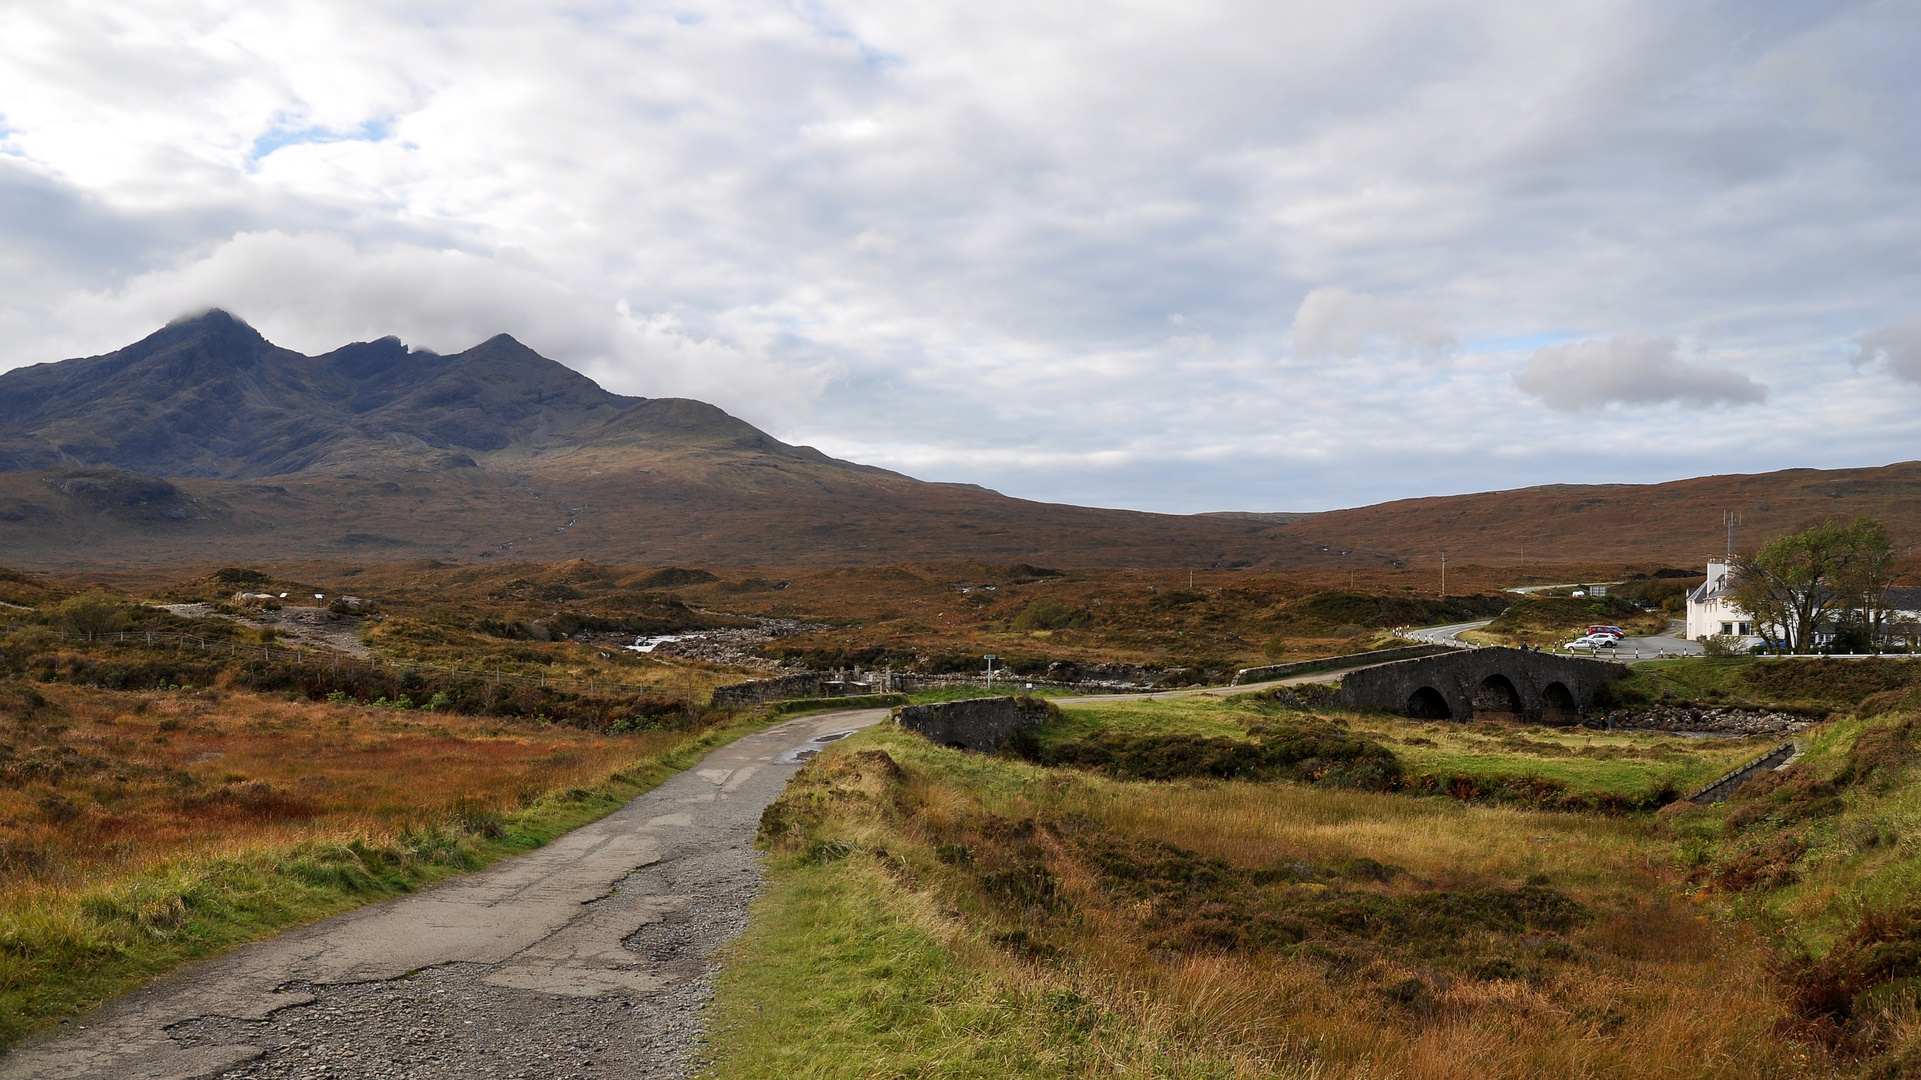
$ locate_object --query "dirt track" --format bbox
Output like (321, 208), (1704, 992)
(0, 708), (889, 1080)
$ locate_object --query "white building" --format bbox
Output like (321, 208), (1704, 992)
(1686, 560), (1756, 642)
(1686, 558), (1921, 649)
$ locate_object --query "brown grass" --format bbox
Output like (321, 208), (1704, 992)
(0, 681), (676, 897)
(753, 730), (1844, 1078)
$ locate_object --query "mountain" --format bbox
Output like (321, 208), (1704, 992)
(3, 312), (1918, 572)
(0, 313), (1330, 568)
(0, 311), (836, 477)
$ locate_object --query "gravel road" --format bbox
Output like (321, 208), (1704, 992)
(0, 708), (890, 1080)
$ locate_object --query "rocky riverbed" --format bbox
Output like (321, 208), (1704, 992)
(1615, 705), (1815, 736)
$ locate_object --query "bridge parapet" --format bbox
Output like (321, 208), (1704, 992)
(1339, 647), (1624, 723)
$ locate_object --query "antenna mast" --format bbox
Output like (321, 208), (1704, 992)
(1723, 511), (1741, 559)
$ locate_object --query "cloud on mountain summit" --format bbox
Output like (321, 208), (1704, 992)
(0, 1), (1919, 512)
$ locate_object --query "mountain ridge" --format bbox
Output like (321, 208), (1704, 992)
(4, 313), (1921, 570)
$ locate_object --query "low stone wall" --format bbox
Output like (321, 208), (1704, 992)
(895, 696), (1052, 753)
(1232, 644), (1450, 686)
(710, 673), (827, 709)
(1687, 741), (1800, 804)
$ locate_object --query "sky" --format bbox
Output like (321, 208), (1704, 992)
(1, 1), (1918, 514)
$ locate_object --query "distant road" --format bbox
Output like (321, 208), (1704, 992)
(1614, 619), (1703, 660)
(1504, 581), (1623, 595)
(1401, 616), (1702, 660)
(1404, 620), (1492, 647)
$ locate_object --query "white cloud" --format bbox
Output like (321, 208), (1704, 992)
(0, 0), (1916, 512)
(1514, 333), (1767, 411)
(1856, 317), (1921, 383)
(46, 229), (835, 427)
(1292, 287), (1455, 360)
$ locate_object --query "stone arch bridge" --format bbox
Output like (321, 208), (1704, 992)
(1339, 647), (1624, 723)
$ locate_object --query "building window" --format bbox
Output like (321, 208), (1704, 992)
(1738, 622), (1751, 636)
(1721, 622), (1734, 635)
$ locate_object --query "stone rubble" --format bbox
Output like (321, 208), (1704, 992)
(577, 619), (827, 672)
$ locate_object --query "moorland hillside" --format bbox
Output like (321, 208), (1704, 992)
(4, 311), (1920, 570)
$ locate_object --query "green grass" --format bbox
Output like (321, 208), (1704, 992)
(1610, 657), (1771, 705)
(1036, 692), (1756, 800)
(1049, 694), (1249, 738)
(1606, 656), (1921, 719)
(704, 861), (1208, 1080)
(908, 685), (1080, 704)
(1668, 708), (1921, 951)
(1379, 725), (1766, 797)
(0, 711), (776, 1047)
(771, 693), (910, 716)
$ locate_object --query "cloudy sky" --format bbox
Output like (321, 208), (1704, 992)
(2, 1), (1918, 513)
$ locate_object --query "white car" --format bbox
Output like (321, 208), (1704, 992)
(1565, 634), (1619, 652)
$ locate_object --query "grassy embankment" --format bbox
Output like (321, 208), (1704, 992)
(705, 688), (1839, 1079)
(1601, 657), (1921, 715)
(0, 678), (774, 1047)
(1658, 680), (1921, 1072)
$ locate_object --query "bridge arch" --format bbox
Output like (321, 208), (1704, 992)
(1540, 681), (1578, 725)
(1405, 686), (1452, 719)
(1340, 646), (1622, 724)
(1473, 674), (1522, 718)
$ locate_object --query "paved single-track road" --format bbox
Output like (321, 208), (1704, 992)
(0, 708), (891, 1080)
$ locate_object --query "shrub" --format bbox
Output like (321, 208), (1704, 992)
(1702, 634), (1745, 658)
(54, 591), (130, 641)
(1006, 716), (1399, 788)
(1011, 598), (1088, 632)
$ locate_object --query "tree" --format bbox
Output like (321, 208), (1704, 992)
(1732, 516), (1896, 653)
(55, 589), (130, 641)
(1833, 517), (1896, 652)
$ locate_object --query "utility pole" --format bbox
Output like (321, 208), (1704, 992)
(1440, 554), (1447, 599)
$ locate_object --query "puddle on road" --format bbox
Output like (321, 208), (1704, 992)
(775, 729), (860, 765)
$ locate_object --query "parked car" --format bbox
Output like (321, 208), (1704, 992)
(1586, 625), (1626, 638)
(1566, 634), (1619, 652)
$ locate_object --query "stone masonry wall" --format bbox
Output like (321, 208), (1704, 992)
(895, 696), (1052, 753)
(1339, 647), (1624, 722)
(710, 672), (827, 709)
(1232, 644), (1450, 685)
